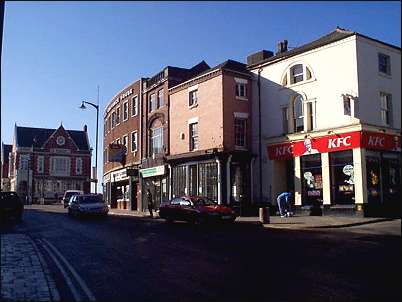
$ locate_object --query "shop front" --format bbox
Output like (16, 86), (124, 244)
(267, 129), (401, 217)
(140, 165), (168, 211)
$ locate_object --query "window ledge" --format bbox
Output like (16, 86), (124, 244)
(235, 96), (248, 101)
(378, 72), (392, 79)
(282, 78), (316, 90)
(188, 103), (198, 109)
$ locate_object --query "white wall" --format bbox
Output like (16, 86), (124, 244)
(356, 36), (401, 129)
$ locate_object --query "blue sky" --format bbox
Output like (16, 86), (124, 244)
(1, 1), (401, 188)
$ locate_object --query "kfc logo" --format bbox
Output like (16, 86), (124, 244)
(275, 145), (293, 157)
(328, 136), (351, 149)
(367, 136), (385, 148)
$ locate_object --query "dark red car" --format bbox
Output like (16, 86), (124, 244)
(159, 196), (236, 224)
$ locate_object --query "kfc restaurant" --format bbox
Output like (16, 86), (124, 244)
(267, 126), (401, 217)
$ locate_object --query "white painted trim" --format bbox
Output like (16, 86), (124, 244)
(187, 84), (198, 92)
(234, 77), (248, 84)
(188, 117), (199, 124)
(234, 112), (249, 118)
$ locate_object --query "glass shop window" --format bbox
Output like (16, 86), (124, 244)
(300, 154), (322, 206)
(381, 153), (401, 205)
(366, 155), (381, 204)
(329, 150), (355, 205)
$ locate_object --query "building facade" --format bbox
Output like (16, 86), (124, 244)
(248, 27), (401, 216)
(168, 60), (253, 210)
(9, 124), (91, 203)
(103, 80), (143, 210)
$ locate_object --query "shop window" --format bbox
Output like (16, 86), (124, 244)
(172, 166), (187, 197)
(329, 150), (355, 205)
(198, 162), (218, 201)
(382, 153), (401, 205)
(189, 165), (198, 196)
(366, 155), (381, 204)
(300, 154), (322, 206)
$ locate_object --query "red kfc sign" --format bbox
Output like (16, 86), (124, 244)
(268, 131), (400, 160)
(361, 131), (401, 151)
(267, 131), (361, 160)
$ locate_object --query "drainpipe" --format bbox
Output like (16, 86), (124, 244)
(226, 154), (232, 205)
(250, 157), (256, 205)
(215, 157), (221, 204)
(168, 164), (172, 199)
(258, 68), (263, 204)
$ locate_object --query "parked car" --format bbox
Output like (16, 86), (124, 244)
(159, 196), (236, 224)
(68, 194), (109, 217)
(0, 191), (24, 222)
(62, 190), (83, 208)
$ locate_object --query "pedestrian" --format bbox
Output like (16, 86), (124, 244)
(277, 191), (292, 218)
(146, 189), (154, 218)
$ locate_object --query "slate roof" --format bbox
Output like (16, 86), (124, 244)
(247, 27), (401, 69)
(15, 126), (89, 150)
(195, 59), (249, 79)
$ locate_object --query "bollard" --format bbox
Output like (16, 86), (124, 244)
(259, 207), (270, 224)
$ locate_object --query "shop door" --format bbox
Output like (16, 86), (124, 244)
(300, 154), (323, 206)
(154, 180), (161, 209)
(131, 182), (138, 211)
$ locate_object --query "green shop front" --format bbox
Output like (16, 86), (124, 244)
(140, 165), (168, 211)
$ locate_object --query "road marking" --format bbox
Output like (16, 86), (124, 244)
(42, 238), (97, 301)
(37, 239), (83, 301)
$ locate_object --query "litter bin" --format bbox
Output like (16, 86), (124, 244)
(259, 207), (270, 224)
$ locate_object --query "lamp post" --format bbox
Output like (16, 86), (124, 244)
(80, 100), (99, 193)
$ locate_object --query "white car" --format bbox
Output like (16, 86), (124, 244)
(68, 194), (109, 217)
(62, 190), (84, 208)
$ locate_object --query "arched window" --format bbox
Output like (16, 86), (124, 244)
(282, 64), (314, 87)
(293, 94), (304, 132)
(290, 64), (304, 84)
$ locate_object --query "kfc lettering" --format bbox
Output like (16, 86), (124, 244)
(328, 136), (352, 149)
(362, 132), (401, 151)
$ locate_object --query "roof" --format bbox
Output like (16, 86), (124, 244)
(15, 126), (89, 150)
(248, 27), (401, 69)
(204, 59), (249, 76)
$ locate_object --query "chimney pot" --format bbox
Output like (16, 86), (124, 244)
(83, 125), (87, 132)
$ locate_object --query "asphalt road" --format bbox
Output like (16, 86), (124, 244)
(2, 205), (401, 302)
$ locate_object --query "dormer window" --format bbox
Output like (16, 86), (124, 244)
(282, 64), (313, 86)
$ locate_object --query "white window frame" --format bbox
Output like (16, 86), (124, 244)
(149, 93), (156, 112)
(189, 89), (198, 107)
(19, 154), (29, 170)
(50, 156), (71, 176)
(37, 155), (44, 173)
(111, 111), (116, 128)
(76, 157), (83, 175)
(131, 131), (138, 153)
(234, 118), (247, 148)
(116, 106), (121, 125)
(131, 95), (138, 117)
(123, 101), (129, 122)
(380, 92), (392, 126)
(158, 89), (164, 108)
(189, 122), (199, 151)
(378, 53), (391, 75)
(150, 127), (163, 155)
(122, 135), (128, 155)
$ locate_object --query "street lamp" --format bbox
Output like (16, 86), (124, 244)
(80, 100), (99, 193)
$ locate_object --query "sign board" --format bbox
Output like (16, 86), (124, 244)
(126, 168), (139, 177)
(267, 131), (401, 160)
(111, 169), (128, 182)
(140, 165), (165, 178)
(108, 143), (126, 163)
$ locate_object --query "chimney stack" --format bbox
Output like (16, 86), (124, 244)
(83, 125), (87, 132)
(276, 40), (288, 54)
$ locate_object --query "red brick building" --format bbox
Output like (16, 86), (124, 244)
(168, 60), (252, 209)
(1, 143), (13, 191)
(9, 124), (91, 203)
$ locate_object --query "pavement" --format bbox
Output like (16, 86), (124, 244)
(1, 205), (400, 301)
(108, 208), (401, 232)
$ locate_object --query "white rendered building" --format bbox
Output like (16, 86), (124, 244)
(248, 27), (401, 216)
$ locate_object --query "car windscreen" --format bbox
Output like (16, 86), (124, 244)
(65, 192), (80, 199)
(78, 196), (104, 204)
(194, 197), (217, 206)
